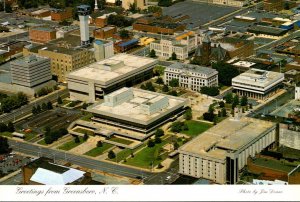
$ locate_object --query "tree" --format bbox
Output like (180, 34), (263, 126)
(203, 112), (215, 122)
(0, 137), (11, 154)
(150, 49), (156, 58)
(107, 15), (133, 27)
(173, 142), (179, 150)
(145, 82), (155, 92)
(140, 84), (146, 90)
(224, 93), (233, 104)
(83, 133), (89, 141)
(156, 77), (164, 85)
(249, 103), (253, 109)
(97, 141), (103, 147)
(119, 29), (129, 39)
(7, 122), (14, 132)
(168, 90), (178, 96)
(218, 110), (221, 117)
(147, 6), (162, 14)
(184, 108), (192, 120)
(82, 103), (88, 109)
(0, 123), (7, 132)
(74, 136), (80, 143)
(169, 78), (179, 88)
(42, 102), (48, 111)
(162, 84), (169, 92)
(57, 96), (63, 104)
(47, 101), (53, 110)
(108, 150), (116, 159)
(170, 121), (184, 133)
(233, 94), (239, 106)
(147, 140), (155, 147)
(219, 101), (225, 108)
(284, 2), (289, 10)
(171, 52), (177, 60)
(128, 3), (137, 13)
(200, 86), (219, 96)
(212, 62), (239, 86)
(240, 96), (248, 107)
(155, 129), (164, 137)
(208, 104), (214, 114)
(44, 132), (53, 144)
(0, 26), (9, 32)
(221, 108), (227, 117)
(155, 136), (162, 144)
(59, 20), (72, 26)
(36, 105), (42, 113)
(32, 106), (38, 115)
(5, 4), (12, 13)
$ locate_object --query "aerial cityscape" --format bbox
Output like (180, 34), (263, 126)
(0, 0), (300, 187)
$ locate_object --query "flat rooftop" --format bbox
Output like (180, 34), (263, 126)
(232, 68), (284, 88)
(10, 55), (48, 67)
(166, 62), (218, 76)
(87, 87), (187, 125)
(179, 117), (276, 160)
(67, 54), (157, 86)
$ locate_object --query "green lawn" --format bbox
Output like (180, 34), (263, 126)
(108, 143), (145, 163)
(58, 137), (84, 151)
(0, 132), (12, 137)
(109, 137), (134, 145)
(73, 128), (94, 136)
(81, 113), (93, 122)
(37, 139), (47, 145)
(124, 141), (168, 168)
(180, 120), (212, 137)
(24, 131), (38, 141)
(84, 143), (113, 157)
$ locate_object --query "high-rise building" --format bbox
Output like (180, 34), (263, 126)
(93, 40), (114, 61)
(77, 5), (91, 46)
(10, 55), (52, 88)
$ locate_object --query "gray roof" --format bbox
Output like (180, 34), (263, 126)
(168, 62), (217, 75)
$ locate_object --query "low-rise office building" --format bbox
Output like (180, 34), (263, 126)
(51, 8), (73, 22)
(93, 26), (117, 39)
(86, 87), (188, 136)
(150, 31), (200, 60)
(232, 68), (284, 100)
(178, 115), (279, 184)
(67, 54), (157, 102)
(164, 63), (218, 92)
(29, 27), (56, 44)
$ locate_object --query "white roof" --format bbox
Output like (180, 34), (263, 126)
(30, 165), (85, 185)
(252, 179), (288, 185)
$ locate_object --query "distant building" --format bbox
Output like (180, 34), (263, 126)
(150, 31), (200, 60)
(67, 54), (157, 102)
(93, 26), (117, 39)
(51, 7), (73, 22)
(178, 117), (279, 184)
(23, 35), (95, 82)
(29, 27), (56, 44)
(263, 0), (284, 11)
(232, 68), (284, 100)
(194, 0), (248, 7)
(122, 0), (147, 10)
(93, 40), (114, 61)
(86, 87), (188, 136)
(115, 39), (139, 53)
(164, 63), (218, 92)
(22, 158), (92, 185)
(90, 12), (117, 28)
(10, 55), (52, 88)
(296, 86), (300, 100)
(30, 9), (51, 18)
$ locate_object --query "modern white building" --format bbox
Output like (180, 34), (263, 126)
(67, 54), (157, 102)
(150, 31), (200, 60)
(164, 63), (218, 92)
(10, 55), (52, 88)
(296, 86), (300, 100)
(86, 87), (188, 136)
(178, 116), (279, 184)
(194, 0), (248, 7)
(232, 68), (284, 100)
(93, 40), (114, 61)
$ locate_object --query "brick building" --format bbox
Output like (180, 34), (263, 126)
(29, 27), (56, 44)
(51, 7), (73, 22)
(93, 26), (117, 39)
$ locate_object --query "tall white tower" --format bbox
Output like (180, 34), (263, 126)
(77, 5), (91, 46)
(94, 0), (99, 11)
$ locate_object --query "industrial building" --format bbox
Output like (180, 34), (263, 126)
(150, 31), (200, 60)
(86, 87), (188, 135)
(164, 63), (218, 92)
(178, 114), (279, 184)
(232, 68), (284, 100)
(29, 27), (56, 44)
(67, 54), (157, 102)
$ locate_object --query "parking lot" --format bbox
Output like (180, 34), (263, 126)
(163, 1), (239, 28)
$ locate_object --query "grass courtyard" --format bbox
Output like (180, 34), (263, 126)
(84, 143), (114, 157)
(109, 137), (134, 145)
(180, 120), (212, 137)
(58, 137), (84, 151)
(73, 128), (94, 136)
(0, 132), (12, 138)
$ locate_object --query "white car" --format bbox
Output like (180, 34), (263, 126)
(165, 176), (171, 181)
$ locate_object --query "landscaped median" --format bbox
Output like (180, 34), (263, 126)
(57, 137), (84, 151)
